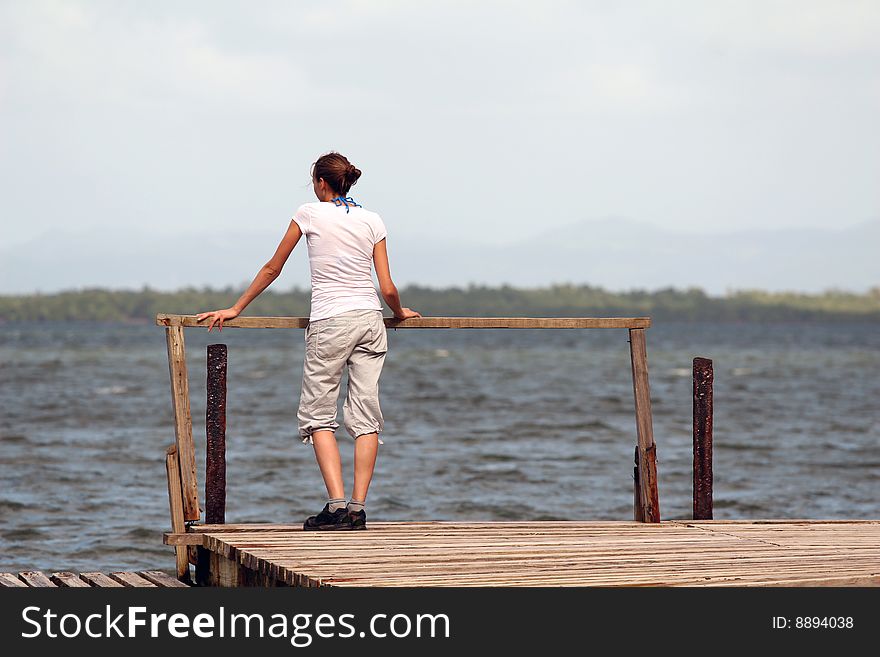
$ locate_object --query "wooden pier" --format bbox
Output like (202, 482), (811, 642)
(155, 313), (878, 588)
(164, 520), (880, 587)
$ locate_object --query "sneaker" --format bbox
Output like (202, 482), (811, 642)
(348, 508), (367, 530)
(303, 504), (353, 531)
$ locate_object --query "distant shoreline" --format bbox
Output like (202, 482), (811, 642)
(2, 284), (878, 322)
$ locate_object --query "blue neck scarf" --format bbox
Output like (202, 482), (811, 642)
(330, 196), (362, 214)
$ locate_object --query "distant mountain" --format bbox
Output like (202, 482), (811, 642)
(2, 218), (877, 295)
(0, 225), (313, 295)
(382, 217), (880, 294)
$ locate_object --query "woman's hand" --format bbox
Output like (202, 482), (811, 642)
(394, 307), (422, 320)
(195, 307), (240, 332)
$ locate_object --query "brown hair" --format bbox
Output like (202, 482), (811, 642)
(311, 152), (362, 196)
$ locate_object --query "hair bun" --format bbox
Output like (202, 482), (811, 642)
(312, 151), (361, 195)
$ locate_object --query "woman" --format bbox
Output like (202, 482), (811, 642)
(196, 152), (421, 531)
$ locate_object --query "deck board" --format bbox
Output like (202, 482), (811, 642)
(188, 520), (880, 587)
(109, 572), (158, 587)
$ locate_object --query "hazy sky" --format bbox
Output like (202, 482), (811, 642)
(1, 1), (878, 289)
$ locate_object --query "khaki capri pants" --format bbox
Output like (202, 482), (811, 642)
(298, 308), (388, 444)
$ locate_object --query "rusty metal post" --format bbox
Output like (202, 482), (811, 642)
(693, 357), (714, 520)
(206, 344), (227, 525)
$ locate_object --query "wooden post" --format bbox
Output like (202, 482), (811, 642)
(165, 444), (191, 582)
(165, 324), (200, 521)
(210, 552), (241, 587)
(693, 357), (714, 520)
(195, 548), (211, 586)
(206, 344), (227, 525)
(628, 328), (660, 523)
(633, 446), (644, 522)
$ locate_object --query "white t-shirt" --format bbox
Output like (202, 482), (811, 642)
(291, 201), (388, 322)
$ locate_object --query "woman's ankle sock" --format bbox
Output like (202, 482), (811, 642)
(347, 500), (365, 513)
(328, 498), (347, 512)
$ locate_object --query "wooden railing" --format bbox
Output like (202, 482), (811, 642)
(157, 313), (661, 545)
(157, 314), (651, 329)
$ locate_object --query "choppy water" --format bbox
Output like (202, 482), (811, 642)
(1, 320), (878, 571)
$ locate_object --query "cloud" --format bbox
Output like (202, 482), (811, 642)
(1, 0), (878, 259)
(4, 1), (878, 116)
(0, 1), (318, 112)
(680, 0), (880, 56)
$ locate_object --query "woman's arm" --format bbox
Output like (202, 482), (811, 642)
(197, 220), (303, 332)
(373, 238), (421, 320)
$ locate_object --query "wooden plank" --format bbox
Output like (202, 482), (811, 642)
(219, 537), (739, 554)
(164, 531), (207, 546)
(246, 550), (880, 573)
(194, 523), (877, 540)
(0, 573), (27, 587)
(225, 545), (770, 567)
(672, 519), (880, 524)
(214, 529), (749, 548)
(156, 313), (652, 330)
(317, 558), (880, 583)
(302, 560), (880, 585)
(236, 548), (874, 572)
(230, 541), (858, 560)
(205, 538), (733, 558)
(138, 570), (191, 588)
(192, 526), (879, 548)
(184, 520), (683, 533)
(268, 544), (880, 566)
(169, 522), (669, 544)
(206, 530), (722, 549)
(179, 519), (880, 530)
(702, 574), (880, 587)
(51, 572), (91, 587)
(165, 444), (191, 580)
(629, 328), (660, 523)
(306, 552), (880, 580)
(109, 572), (157, 588)
(18, 571), (56, 587)
(330, 569), (880, 587)
(165, 325), (199, 521)
(289, 564), (873, 587)
(80, 572), (124, 587)
(171, 524), (677, 545)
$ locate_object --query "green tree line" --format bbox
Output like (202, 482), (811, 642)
(2, 284), (879, 322)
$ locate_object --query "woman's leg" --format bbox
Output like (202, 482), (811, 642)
(352, 433), (379, 502)
(298, 317), (355, 505)
(312, 430), (345, 500)
(344, 311), (387, 505)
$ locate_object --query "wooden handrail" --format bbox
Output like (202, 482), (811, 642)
(156, 313), (651, 329)
(158, 309), (661, 529)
